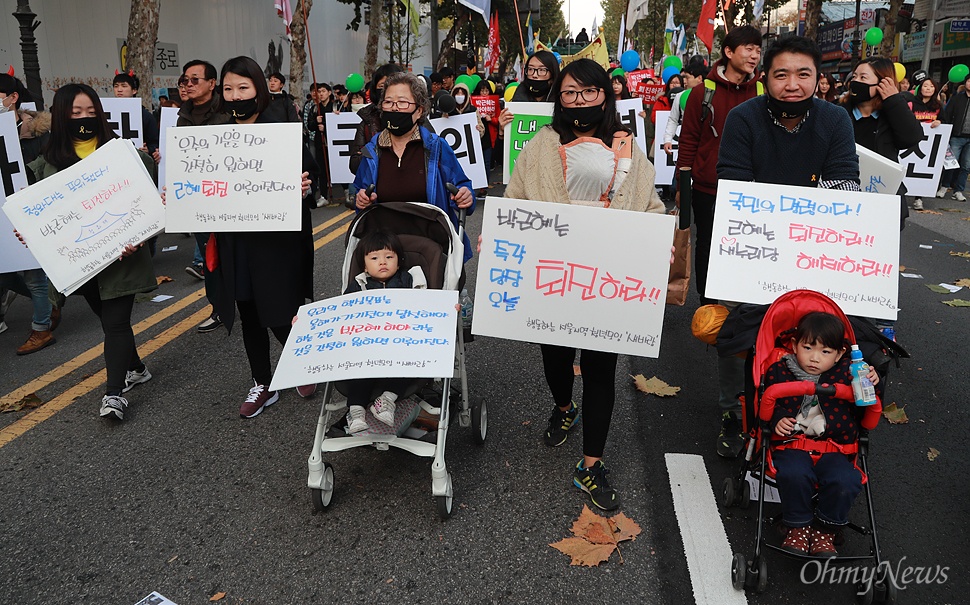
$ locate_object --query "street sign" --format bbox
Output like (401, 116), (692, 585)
(951, 19), (970, 32)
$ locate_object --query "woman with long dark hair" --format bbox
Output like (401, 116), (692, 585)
(27, 83), (157, 420)
(816, 73), (837, 102)
(504, 59), (666, 511)
(211, 56), (315, 418)
(911, 77), (944, 209)
(611, 74), (632, 100)
(497, 50), (561, 131)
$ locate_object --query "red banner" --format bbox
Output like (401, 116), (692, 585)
(638, 83), (666, 103)
(484, 11), (501, 76)
(471, 95), (500, 120)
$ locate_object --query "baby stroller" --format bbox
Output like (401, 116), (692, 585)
(306, 202), (486, 520)
(721, 290), (901, 603)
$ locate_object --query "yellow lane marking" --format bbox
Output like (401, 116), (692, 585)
(314, 222), (350, 250)
(0, 306), (211, 448)
(312, 209), (353, 235)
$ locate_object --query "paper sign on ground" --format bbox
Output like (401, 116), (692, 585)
(503, 102), (554, 184)
(156, 106), (178, 194)
(857, 144), (903, 196)
(430, 112), (487, 189)
(899, 123), (952, 197)
(3, 138), (164, 295)
(0, 111), (41, 272)
(706, 180), (901, 320)
(100, 97), (145, 150)
(616, 98), (648, 156)
(325, 111), (363, 184)
(133, 592), (178, 605)
(165, 122), (302, 232)
(473, 196), (675, 357)
(652, 110), (681, 186)
(270, 289), (459, 390)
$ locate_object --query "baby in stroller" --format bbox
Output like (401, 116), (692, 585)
(764, 311), (882, 557)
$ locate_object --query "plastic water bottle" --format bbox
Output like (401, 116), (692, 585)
(460, 289), (473, 329)
(849, 345), (877, 406)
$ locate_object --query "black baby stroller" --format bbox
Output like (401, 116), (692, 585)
(720, 290), (906, 602)
(306, 202), (486, 520)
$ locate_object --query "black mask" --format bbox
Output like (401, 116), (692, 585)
(526, 79), (551, 97)
(849, 80), (874, 104)
(380, 110), (416, 136)
(561, 104), (605, 131)
(224, 97), (259, 120)
(766, 94), (814, 119)
(72, 117), (99, 141)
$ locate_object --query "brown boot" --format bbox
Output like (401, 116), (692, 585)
(50, 307), (61, 331)
(16, 330), (55, 355)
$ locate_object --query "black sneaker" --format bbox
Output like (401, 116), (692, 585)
(197, 313), (222, 334)
(544, 401), (580, 447)
(716, 411), (744, 458)
(573, 459), (620, 511)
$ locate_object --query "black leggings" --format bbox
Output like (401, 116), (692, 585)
(237, 299), (291, 386)
(540, 344), (618, 458)
(691, 188), (717, 305)
(77, 283), (141, 396)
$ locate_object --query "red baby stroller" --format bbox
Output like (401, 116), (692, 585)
(722, 290), (899, 603)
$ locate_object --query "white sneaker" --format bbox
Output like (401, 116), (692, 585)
(369, 392), (397, 426)
(912, 198), (924, 210)
(100, 395), (128, 420)
(956, 191), (967, 202)
(937, 186), (949, 198)
(122, 366), (152, 393)
(347, 405), (368, 434)
(0, 321), (7, 335)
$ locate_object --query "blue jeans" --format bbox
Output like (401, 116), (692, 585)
(0, 269), (52, 331)
(948, 136), (970, 193)
(773, 450), (863, 527)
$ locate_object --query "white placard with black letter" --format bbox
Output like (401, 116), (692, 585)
(156, 107), (179, 194)
(0, 111), (41, 272)
(616, 98), (648, 156)
(899, 123), (952, 197)
(857, 144), (903, 196)
(100, 97), (145, 150)
(430, 112), (487, 189)
(325, 111), (363, 184)
(652, 110), (680, 187)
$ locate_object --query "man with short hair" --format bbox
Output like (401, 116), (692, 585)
(663, 62), (709, 155)
(439, 67), (455, 91)
(112, 71), (159, 154)
(267, 71), (299, 121)
(939, 73), (970, 201)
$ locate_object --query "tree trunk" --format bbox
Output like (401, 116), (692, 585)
(126, 0), (161, 109)
(802, 0), (823, 42)
(289, 0), (313, 102)
(364, 0), (384, 80)
(879, 0), (905, 59)
(436, 12), (470, 71)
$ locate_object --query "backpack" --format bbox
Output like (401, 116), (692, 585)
(698, 78), (765, 136)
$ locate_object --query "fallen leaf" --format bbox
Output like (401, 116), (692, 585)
(942, 299), (970, 307)
(920, 209), (944, 215)
(583, 522), (616, 545)
(210, 593), (226, 602)
(882, 403), (909, 425)
(552, 505), (642, 566)
(927, 447), (940, 461)
(608, 512), (643, 542)
(156, 275), (173, 285)
(926, 284), (952, 294)
(962, 217), (970, 222)
(167, 554), (178, 563)
(573, 364), (581, 376)
(898, 265), (906, 272)
(0, 392), (43, 413)
(940, 207), (965, 212)
(570, 505), (611, 538)
(631, 374), (681, 397)
(955, 279), (970, 288)
(550, 537), (616, 567)
(950, 251), (970, 258)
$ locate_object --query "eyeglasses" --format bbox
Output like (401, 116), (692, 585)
(526, 67), (550, 77)
(177, 76), (212, 86)
(381, 99), (417, 111)
(559, 88), (603, 104)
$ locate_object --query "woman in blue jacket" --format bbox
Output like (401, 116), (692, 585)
(352, 72), (475, 262)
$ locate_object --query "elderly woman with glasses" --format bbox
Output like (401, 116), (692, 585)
(353, 72), (476, 262)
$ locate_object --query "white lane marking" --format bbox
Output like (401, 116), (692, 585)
(666, 453), (748, 605)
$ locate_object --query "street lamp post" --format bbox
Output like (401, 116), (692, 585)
(13, 0), (43, 109)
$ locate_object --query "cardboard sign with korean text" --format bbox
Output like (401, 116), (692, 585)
(164, 122), (302, 232)
(0, 111), (41, 272)
(616, 98), (648, 156)
(898, 123), (952, 197)
(652, 110), (681, 186)
(269, 289), (459, 390)
(706, 180), (901, 320)
(502, 102), (554, 184)
(325, 111), (363, 184)
(473, 196), (675, 357)
(857, 144), (903, 196)
(430, 112), (487, 189)
(470, 95), (499, 120)
(100, 97), (145, 150)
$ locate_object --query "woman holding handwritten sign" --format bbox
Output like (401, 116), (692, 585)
(211, 56), (315, 419)
(504, 59), (666, 511)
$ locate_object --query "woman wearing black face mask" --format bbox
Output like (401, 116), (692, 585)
(212, 56), (317, 418)
(503, 59), (666, 512)
(497, 50), (561, 133)
(26, 83), (158, 420)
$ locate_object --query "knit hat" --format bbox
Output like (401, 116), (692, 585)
(691, 304), (730, 346)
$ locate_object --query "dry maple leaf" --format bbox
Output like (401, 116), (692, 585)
(920, 209), (944, 215)
(631, 374), (680, 397)
(882, 403), (909, 425)
(573, 364), (581, 376)
(156, 275), (173, 285)
(553, 505), (642, 566)
(209, 592), (226, 602)
(550, 537), (616, 567)
(0, 393), (43, 414)
(955, 279), (970, 288)
(608, 512), (642, 542)
(927, 447), (940, 461)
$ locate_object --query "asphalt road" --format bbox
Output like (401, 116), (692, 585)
(0, 184), (966, 605)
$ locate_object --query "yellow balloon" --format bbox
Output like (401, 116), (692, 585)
(894, 62), (906, 83)
(487, 80), (496, 93)
(504, 84), (517, 103)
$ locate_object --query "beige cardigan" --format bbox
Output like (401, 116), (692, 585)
(505, 126), (665, 214)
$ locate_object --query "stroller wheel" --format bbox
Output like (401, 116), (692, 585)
(878, 572), (898, 604)
(755, 557), (768, 593)
(436, 474), (454, 520)
(738, 480), (751, 509)
(855, 580), (874, 605)
(471, 399), (487, 445)
(722, 477), (737, 508)
(310, 462), (335, 512)
(730, 553), (747, 591)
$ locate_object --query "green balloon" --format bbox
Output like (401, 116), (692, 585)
(454, 74), (474, 90)
(345, 73), (365, 93)
(468, 74), (482, 92)
(663, 55), (683, 70)
(864, 27), (883, 46)
(679, 88), (691, 110)
(611, 67), (626, 77)
(949, 64), (970, 83)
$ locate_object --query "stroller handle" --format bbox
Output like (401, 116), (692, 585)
(758, 381), (854, 422)
(445, 182), (468, 236)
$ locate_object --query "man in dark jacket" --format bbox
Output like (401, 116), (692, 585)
(939, 74), (970, 201)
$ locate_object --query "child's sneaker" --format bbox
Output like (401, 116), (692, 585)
(370, 392), (396, 426)
(780, 526), (811, 554)
(573, 459), (620, 511)
(810, 528), (838, 558)
(347, 405), (368, 434)
(544, 401), (580, 446)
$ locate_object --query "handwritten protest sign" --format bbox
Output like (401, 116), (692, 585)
(325, 111), (363, 184)
(706, 180), (901, 320)
(165, 122), (302, 232)
(625, 70), (650, 97)
(155, 106), (178, 194)
(857, 144), (903, 196)
(652, 110), (681, 186)
(616, 98), (648, 155)
(0, 113), (41, 272)
(100, 97), (145, 150)
(430, 112), (487, 189)
(269, 289), (459, 390)
(503, 102), (554, 184)
(3, 138), (164, 294)
(899, 123), (952, 197)
(473, 196), (675, 357)
(470, 95), (499, 120)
